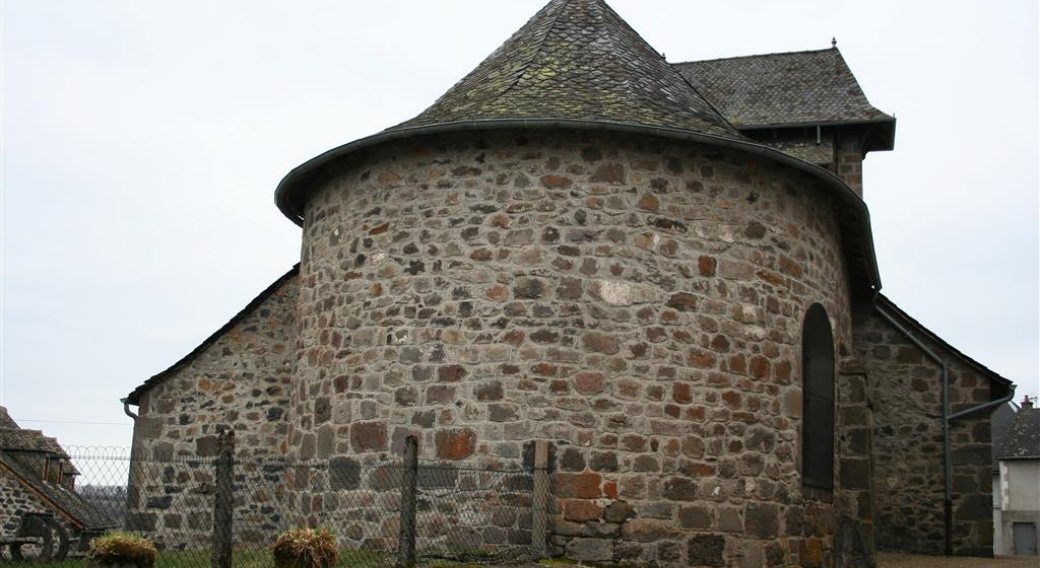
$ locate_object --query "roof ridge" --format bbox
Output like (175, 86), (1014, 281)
(590, 0), (737, 133)
(673, 46), (837, 66)
(494, 0), (576, 106)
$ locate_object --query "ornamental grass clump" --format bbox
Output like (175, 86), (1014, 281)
(272, 527), (339, 568)
(87, 532), (157, 568)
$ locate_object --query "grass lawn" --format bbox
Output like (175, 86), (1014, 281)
(22, 548), (518, 568)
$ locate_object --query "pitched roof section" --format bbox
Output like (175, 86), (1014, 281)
(991, 402), (1018, 471)
(393, 0), (741, 139)
(997, 405), (1040, 461)
(0, 454), (116, 531)
(125, 265), (300, 405)
(673, 48), (893, 129)
(875, 294), (1014, 395)
(0, 406), (18, 428)
(0, 428), (66, 455)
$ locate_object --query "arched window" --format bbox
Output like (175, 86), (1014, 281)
(802, 303), (835, 489)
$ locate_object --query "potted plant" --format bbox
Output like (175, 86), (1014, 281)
(86, 532), (157, 568)
(272, 527), (339, 568)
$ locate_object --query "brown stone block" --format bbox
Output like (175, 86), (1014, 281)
(749, 356), (771, 380)
(435, 428), (477, 460)
(583, 332), (620, 355)
(689, 349), (717, 369)
(621, 519), (681, 542)
(662, 476), (698, 501)
(679, 504), (713, 529)
(563, 499), (603, 522)
(687, 534), (726, 567)
(437, 364), (467, 382)
(554, 472), (602, 499)
(350, 421), (388, 453)
(575, 371), (605, 395)
(744, 501), (779, 538)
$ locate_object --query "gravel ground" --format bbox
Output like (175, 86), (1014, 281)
(878, 553), (1040, 568)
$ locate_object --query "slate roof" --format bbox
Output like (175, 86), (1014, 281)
(874, 294), (1014, 395)
(274, 0), (883, 291)
(393, 0), (742, 139)
(673, 48), (893, 129)
(126, 265), (300, 405)
(0, 406), (17, 428)
(991, 402), (1018, 471)
(0, 453), (117, 531)
(0, 408), (111, 529)
(0, 428), (66, 455)
(997, 404), (1040, 461)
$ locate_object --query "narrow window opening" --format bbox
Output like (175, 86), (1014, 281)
(802, 303), (835, 489)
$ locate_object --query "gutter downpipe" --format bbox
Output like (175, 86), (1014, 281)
(873, 298), (1015, 556)
(121, 398), (138, 420)
(121, 397), (139, 529)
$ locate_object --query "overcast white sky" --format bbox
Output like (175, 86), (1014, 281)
(1, 0), (1037, 448)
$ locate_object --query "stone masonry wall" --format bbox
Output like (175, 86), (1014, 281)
(291, 129), (857, 568)
(129, 276), (297, 549)
(0, 466), (79, 542)
(852, 305), (995, 557)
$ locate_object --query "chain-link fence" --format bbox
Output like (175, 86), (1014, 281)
(0, 434), (546, 567)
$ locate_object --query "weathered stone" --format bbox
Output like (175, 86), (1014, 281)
(621, 519), (681, 542)
(687, 534), (726, 567)
(350, 421), (388, 453)
(590, 163), (624, 184)
(583, 332), (620, 355)
(435, 428), (476, 460)
(554, 472), (602, 499)
(744, 502), (779, 539)
(575, 371), (605, 395)
(667, 293), (698, 312)
(603, 500), (636, 523)
(563, 499), (603, 522)
(329, 457), (361, 490)
(437, 365), (467, 382)
(566, 538), (614, 562)
(196, 436), (219, 457)
(663, 477), (698, 501)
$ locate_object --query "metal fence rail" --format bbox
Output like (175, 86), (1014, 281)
(0, 433), (545, 568)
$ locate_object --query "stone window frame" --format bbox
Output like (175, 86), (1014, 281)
(801, 303), (836, 490)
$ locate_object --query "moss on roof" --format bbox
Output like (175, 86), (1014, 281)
(393, 0), (742, 140)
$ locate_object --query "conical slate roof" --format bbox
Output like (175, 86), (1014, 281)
(273, 0), (881, 290)
(392, 0), (741, 139)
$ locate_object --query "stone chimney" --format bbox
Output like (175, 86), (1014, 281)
(1022, 395), (1033, 410)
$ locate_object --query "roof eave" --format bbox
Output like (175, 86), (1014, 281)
(874, 294), (1015, 392)
(125, 265), (301, 405)
(737, 116), (897, 152)
(273, 119), (882, 295)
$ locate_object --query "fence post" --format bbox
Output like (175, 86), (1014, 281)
(397, 435), (419, 568)
(211, 428), (234, 568)
(531, 440), (550, 558)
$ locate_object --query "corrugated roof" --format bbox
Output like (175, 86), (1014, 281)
(393, 0), (741, 139)
(674, 48), (893, 129)
(997, 405), (1040, 461)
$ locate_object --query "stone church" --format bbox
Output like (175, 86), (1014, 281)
(123, 0), (1016, 566)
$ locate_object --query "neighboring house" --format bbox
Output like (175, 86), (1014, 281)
(993, 397), (1040, 556)
(122, 1), (1018, 566)
(0, 406), (116, 549)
